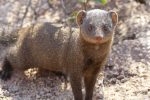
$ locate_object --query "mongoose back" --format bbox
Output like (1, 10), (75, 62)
(0, 9), (118, 100)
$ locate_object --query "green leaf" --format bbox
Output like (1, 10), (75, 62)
(95, 0), (107, 5)
(71, 11), (78, 17)
(101, 0), (107, 4)
(78, 0), (86, 3)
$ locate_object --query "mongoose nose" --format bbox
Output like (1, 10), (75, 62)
(95, 36), (102, 41)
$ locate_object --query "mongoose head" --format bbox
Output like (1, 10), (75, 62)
(76, 9), (118, 44)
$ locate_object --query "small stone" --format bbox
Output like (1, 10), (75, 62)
(120, 78), (128, 83)
(39, 91), (45, 95)
(96, 94), (104, 100)
(36, 94), (40, 99)
(142, 90), (148, 95)
(111, 78), (117, 84)
(117, 75), (125, 80)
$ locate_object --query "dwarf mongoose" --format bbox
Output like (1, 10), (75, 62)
(0, 9), (118, 100)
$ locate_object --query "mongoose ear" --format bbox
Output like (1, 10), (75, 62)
(76, 10), (86, 26)
(109, 11), (118, 27)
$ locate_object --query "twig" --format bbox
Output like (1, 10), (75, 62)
(20, 0), (31, 28)
(61, 0), (72, 33)
(82, 0), (90, 10)
(61, 0), (68, 15)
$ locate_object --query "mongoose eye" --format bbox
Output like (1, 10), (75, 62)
(88, 24), (93, 32)
(102, 24), (109, 32)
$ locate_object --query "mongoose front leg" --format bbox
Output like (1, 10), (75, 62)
(84, 67), (100, 100)
(70, 72), (83, 100)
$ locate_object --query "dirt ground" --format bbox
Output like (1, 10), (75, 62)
(0, 0), (150, 100)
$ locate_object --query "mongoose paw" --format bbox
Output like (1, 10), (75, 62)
(0, 58), (13, 81)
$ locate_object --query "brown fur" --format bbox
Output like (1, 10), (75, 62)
(0, 9), (118, 100)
